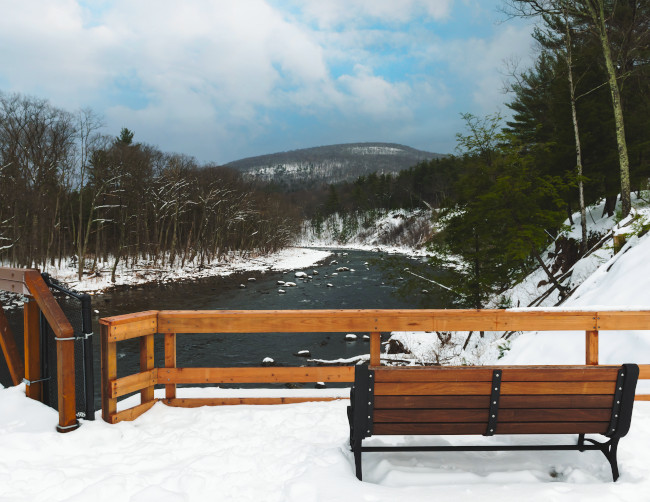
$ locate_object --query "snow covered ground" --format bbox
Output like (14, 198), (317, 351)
(1, 197), (650, 500)
(1, 383), (649, 501)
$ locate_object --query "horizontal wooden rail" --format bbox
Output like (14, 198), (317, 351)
(100, 309), (650, 424)
(99, 308), (650, 336)
(155, 309), (607, 333)
(110, 366), (354, 399)
(163, 397), (345, 407)
(157, 366), (354, 385)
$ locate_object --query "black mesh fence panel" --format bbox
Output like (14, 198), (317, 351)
(40, 275), (95, 421)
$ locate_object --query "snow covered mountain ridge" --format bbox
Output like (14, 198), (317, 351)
(225, 142), (443, 189)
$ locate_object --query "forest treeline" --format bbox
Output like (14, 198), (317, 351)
(306, 0), (649, 309)
(0, 93), (299, 281)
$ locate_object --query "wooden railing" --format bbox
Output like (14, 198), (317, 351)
(100, 309), (650, 424)
(0, 267), (77, 432)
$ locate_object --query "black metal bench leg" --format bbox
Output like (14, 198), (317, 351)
(602, 439), (620, 481)
(352, 440), (363, 480)
(577, 433), (585, 452)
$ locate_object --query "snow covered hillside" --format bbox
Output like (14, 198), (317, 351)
(299, 209), (435, 254)
(388, 195), (650, 390)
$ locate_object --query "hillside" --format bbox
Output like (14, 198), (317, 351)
(225, 142), (443, 189)
(385, 194), (650, 386)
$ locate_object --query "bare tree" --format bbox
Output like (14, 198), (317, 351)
(74, 108), (105, 280)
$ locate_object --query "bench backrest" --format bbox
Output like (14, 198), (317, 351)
(351, 365), (639, 442)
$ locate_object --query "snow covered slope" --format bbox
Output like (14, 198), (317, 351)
(386, 195), (650, 385)
(299, 208), (434, 254)
(501, 199), (650, 378)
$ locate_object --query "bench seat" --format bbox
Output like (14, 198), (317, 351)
(348, 364), (639, 481)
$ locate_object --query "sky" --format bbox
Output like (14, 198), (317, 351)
(0, 0), (536, 164)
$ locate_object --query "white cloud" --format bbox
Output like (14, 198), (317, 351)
(0, 0), (533, 161)
(286, 0), (453, 28)
(337, 64), (411, 119)
(424, 23), (535, 113)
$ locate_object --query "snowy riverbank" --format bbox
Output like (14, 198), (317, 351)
(7, 247), (333, 296)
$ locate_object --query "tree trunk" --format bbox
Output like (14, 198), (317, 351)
(531, 245), (567, 297)
(587, 0), (631, 217)
(602, 194), (617, 217)
(564, 10), (588, 253)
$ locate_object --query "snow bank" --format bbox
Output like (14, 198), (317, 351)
(2, 383), (650, 501)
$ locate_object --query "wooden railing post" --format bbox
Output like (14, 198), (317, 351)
(369, 332), (381, 366)
(23, 299), (41, 400)
(100, 323), (117, 423)
(165, 333), (176, 400)
(140, 333), (155, 404)
(586, 330), (599, 365)
(56, 337), (78, 431)
(0, 301), (24, 386)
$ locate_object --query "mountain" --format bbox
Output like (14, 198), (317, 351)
(224, 142), (444, 189)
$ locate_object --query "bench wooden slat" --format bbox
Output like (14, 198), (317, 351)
(501, 382), (616, 395)
(374, 421), (610, 436)
(500, 395), (614, 409)
(373, 368), (495, 382)
(499, 408), (612, 422)
(500, 368), (620, 382)
(374, 408), (613, 424)
(498, 422), (610, 434)
(372, 366), (620, 383)
(374, 394), (614, 409)
(375, 395), (491, 409)
(374, 381), (616, 396)
(375, 382), (493, 396)
(375, 409), (489, 423)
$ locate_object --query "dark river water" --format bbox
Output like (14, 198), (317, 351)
(2, 249), (438, 409)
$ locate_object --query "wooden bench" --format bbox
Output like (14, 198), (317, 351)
(348, 364), (639, 481)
